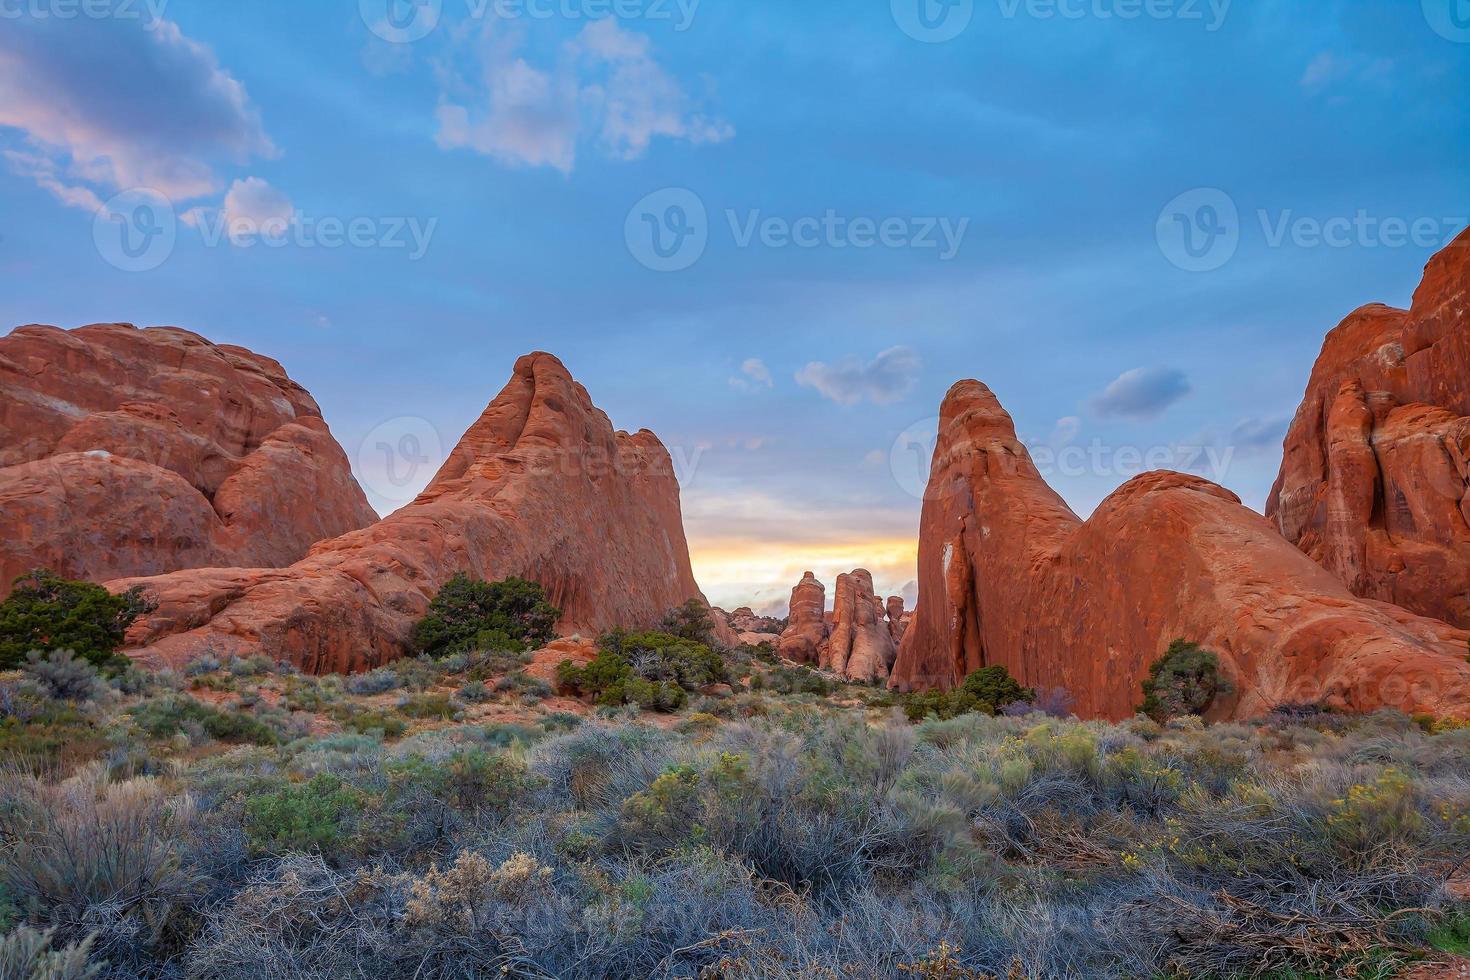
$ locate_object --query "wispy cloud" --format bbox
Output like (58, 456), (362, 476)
(0, 14), (274, 206)
(796, 346), (921, 406)
(1091, 367), (1191, 420)
(729, 358), (773, 392)
(435, 18), (731, 174)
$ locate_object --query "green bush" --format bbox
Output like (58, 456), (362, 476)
(244, 774), (364, 856)
(658, 599), (719, 646)
(901, 665), (1034, 722)
(330, 704), (408, 739)
(396, 693), (457, 720)
(0, 571), (155, 671)
(388, 748), (536, 813)
(750, 665), (833, 696)
(557, 630), (728, 712)
(412, 575), (560, 658)
(1138, 639), (1233, 722)
(129, 694), (279, 745)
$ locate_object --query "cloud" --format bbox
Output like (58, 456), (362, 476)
(1301, 52), (1345, 90)
(0, 14), (274, 206)
(795, 347), (922, 406)
(1228, 416), (1289, 454)
(1091, 367), (1191, 420)
(220, 176), (294, 240)
(1048, 416), (1081, 448)
(862, 449), (886, 467)
(435, 19), (731, 174)
(729, 358), (773, 392)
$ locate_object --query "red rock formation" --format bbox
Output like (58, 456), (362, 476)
(890, 379), (1470, 721)
(825, 569), (898, 683)
(886, 596), (907, 645)
(113, 353), (713, 674)
(1268, 229), (1470, 626)
(0, 323), (376, 596)
(777, 572), (828, 664)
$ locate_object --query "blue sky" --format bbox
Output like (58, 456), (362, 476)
(2, 0), (1467, 614)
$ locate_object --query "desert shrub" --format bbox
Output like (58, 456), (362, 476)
(0, 571), (155, 672)
(346, 667), (402, 696)
(1002, 686), (1076, 719)
(0, 679), (44, 724)
(0, 767), (202, 960)
(902, 666), (1035, 722)
(617, 763), (703, 851)
(750, 664), (834, 696)
(658, 598), (720, 646)
(225, 654), (274, 677)
(243, 773), (364, 856)
(183, 653), (222, 677)
(494, 670), (553, 699)
(412, 575), (560, 657)
(389, 748), (537, 820)
(330, 704), (408, 739)
(557, 630), (728, 712)
(1138, 639), (1232, 721)
(456, 679), (490, 703)
(0, 925), (102, 979)
(396, 693), (457, 720)
(21, 650), (106, 703)
(129, 694), (279, 746)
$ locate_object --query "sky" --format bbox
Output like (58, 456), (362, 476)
(1, 0), (1467, 616)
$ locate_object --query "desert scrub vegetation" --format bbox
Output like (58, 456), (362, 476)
(1138, 638), (1233, 721)
(1, 662), (1468, 980)
(557, 629), (732, 712)
(901, 665), (1035, 722)
(412, 575), (560, 657)
(0, 571), (155, 672)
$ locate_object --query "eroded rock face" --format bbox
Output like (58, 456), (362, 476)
(824, 569), (898, 683)
(889, 379), (1470, 721)
(730, 606), (784, 635)
(0, 323), (376, 596)
(776, 570), (902, 683)
(777, 572), (828, 664)
(113, 352), (713, 674)
(1268, 229), (1470, 627)
(886, 596), (907, 645)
